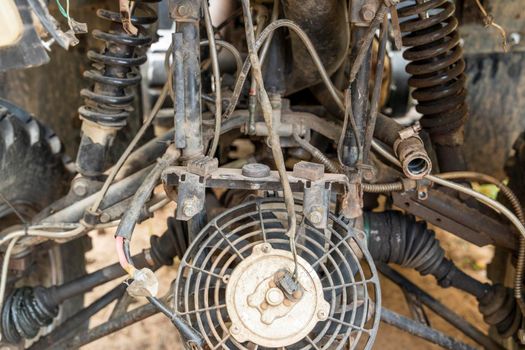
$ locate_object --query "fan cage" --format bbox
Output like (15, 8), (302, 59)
(174, 198), (381, 349)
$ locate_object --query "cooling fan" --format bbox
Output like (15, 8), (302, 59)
(174, 198), (381, 349)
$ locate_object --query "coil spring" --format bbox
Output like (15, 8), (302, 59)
(79, 1), (160, 128)
(398, 0), (468, 144)
(1, 287), (57, 344)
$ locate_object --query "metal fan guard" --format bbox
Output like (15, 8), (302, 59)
(174, 198), (381, 349)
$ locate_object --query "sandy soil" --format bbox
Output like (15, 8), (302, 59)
(80, 202), (493, 350)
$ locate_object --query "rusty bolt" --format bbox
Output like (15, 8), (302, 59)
(361, 4), (376, 22)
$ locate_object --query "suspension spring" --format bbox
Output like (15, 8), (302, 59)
(76, 1), (160, 176)
(397, 0), (468, 147)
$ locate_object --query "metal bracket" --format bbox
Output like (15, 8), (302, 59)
(174, 156), (217, 221)
(303, 180), (331, 229)
(176, 172), (205, 221)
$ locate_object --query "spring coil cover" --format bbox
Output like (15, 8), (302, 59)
(174, 198), (381, 349)
(79, 1), (159, 128)
(398, 0), (468, 145)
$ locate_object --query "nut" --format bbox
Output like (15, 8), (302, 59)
(242, 163), (271, 178)
(266, 288), (285, 306)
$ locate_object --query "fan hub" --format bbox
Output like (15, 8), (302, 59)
(226, 243), (329, 347)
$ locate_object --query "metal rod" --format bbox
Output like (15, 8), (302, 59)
(381, 308), (477, 350)
(52, 252), (149, 303)
(62, 302), (160, 348)
(380, 265), (503, 350)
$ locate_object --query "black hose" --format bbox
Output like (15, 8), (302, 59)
(365, 210), (521, 338)
(115, 146), (180, 241)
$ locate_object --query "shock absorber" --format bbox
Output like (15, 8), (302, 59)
(397, 0), (468, 171)
(76, 1), (160, 177)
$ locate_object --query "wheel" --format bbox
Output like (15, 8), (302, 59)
(0, 99), (87, 347)
(486, 132), (525, 349)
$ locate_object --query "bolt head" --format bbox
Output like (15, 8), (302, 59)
(182, 200), (197, 217)
(177, 4), (191, 16)
(308, 209), (323, 225)
(317, 310), (328, 320)
(99, 212), (111, 223)
(361, 4), (376, 21)
(73, 181), (88, 197)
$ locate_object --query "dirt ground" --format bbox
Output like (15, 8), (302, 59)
(81, 201), (493, 350)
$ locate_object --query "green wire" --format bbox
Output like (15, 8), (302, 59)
(55, 0), (68, 19)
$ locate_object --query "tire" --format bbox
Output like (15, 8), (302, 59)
(486, 132), (525, 349)
(0, 99), (87, 347)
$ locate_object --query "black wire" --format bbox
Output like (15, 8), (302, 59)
(123, 239), (133, 266)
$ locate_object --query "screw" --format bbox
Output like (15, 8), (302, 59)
(230, 325), (240, 335)
(261, 244), (271, 253)
(361, 4), (376, 22)
(317, 310), (327, 320)
(308, 209), (323, 225)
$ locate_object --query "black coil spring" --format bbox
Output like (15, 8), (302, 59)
(1, 287), (57, 344)
(79, 1), (159, 128)
(398, 0), (468, 142)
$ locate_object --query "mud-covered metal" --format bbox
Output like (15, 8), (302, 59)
(174, 198), (381, 349)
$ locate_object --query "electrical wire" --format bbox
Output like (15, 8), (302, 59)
(202, 0), (222, 158)
(0, 236), (21, 320)
(239, 0), (299, 280)
(90, 81), (170, 214)
(200, 40), (243, 78)
(223, 19), (345, 120)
